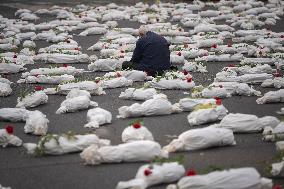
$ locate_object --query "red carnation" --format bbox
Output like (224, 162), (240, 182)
(13, 54), (17, 58)
(95, 79), (100, 84)
(211, 44), (217, 48)
(120, 50), (124, 53)
(156, 18), (159, 22)
(34, 85), (44, 91)
(79, 15), (82, 18)
(184, 43), (188, 48)
(35, 74), (39, 77)
(133, 122), (141, 129)
(273, 72), (281, 77)
(144, 169), (152, 176)
(273, 185), (282, 189)
(116, 72), (122, 77)
(219, 85), (223, 88)
(183, 70), (188, 75)
(74, 47), (79, 51)
(66, 40), (70, 43)
(214, 97), (222, 105)
(5, 125), (14, 134)
(177, 52), (182, 56)
(187, 77), (192, 83)
(281, 35), (284, 38)
(186, 169), (196, 176)
(227, 43), (232, 47)
(63, 63), (68, 67)
(228, 64), (235, 67)
(178, 28), (182, 32)
(119, 44), (123, 46)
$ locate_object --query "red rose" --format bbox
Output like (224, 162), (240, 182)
(273, 72), (281, 77)
(219, 85), (223, 88)
(13, 55), (17, 58)
(133, 122), (141, 129)
(5, 125), (13, 134)
(281, 35), (284, 38)
(63, 64), (68, 67)
(227, 43), (232, 47)
(215, 98), (222, 105)
(35, 74), (39, 77)
(178, 28), (182, 32)
(119, 44), (123, 46)
(66, 40), (70, 43)
(187, 77), (192, 82)
(184, 43), (188, 48)
(35, 85), (44, 91)
(177, 52), (182, 56)
(116, 72), (122, 77)
(95, 79), (100, 84)
(74, 47), (79, 51)
(144, 169), (152, 176)
(211, 44), (217, 48)
(120, 50), (124, 53)
(186, 169), (196, 176)
(79, 15), (82, 18)
(273, 185), (282, 189)
(228, 64), (235, 67)
(156, 18), (159, 22)
(183, 70), (188, 75)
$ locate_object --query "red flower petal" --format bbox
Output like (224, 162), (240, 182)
(219, 85), (223, 88)
(186, 169), (196, 176)
(273, 185), (282, 189)
(227, 43), (232, 47)
(228, 64), (235, 67)
(281, 35), (284, 38)
(144, 169), (152, 176)
(35, 85), (44, 91)
(177, 52), (182, 56)
(183, 70), (188, 75)
(133, 122), (141, 129)
(63, 64), (68, 67)
(116, 73), (122, 77)
(211, 44), (217, 48)
(216, 99), (222, 105)
(5, 125), (14, 134)
(13, 55), (17, 58)
(273, 72), (281, 77)
(187, 78), (192, 83)
(120, 50), (124, 53)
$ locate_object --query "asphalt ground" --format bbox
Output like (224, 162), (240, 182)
(0, 1), (284, 189)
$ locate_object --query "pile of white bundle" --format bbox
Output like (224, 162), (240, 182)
(178, 98), (217, 111)
(119, 88), (158, 101)
(179, 49), (209, 59)
(117, 94), (182, 118)
(182, 61), (207, 73)
(147, 78), (195, 90)
(122, 123), (154, 143)
(167, 167), (272, 189)
(79, 27), (107, 36)
(0, 82), (12, 96)
(56, 95), (98, 114)
(209, 82), (261, 96)
(224, 64), (274, 75)
(261, 77), (284, 88)
(65, 89), (91, 99)
(211, 113), (279, 133)
(80, 140), (168, 165)
(88, 59), (123, 71)
(35, 53), (90, 64)
(116, 162), (185, 189)
(24, 133), (110, 156)
(192, 87), (231, 98)
(0, 63), (26, 74)
(263, 122), (284, 142)
(0, 108), (29, 122)
(0, 128), (22, 148)
(271, 160), (284, 176)
(197, 38), (223, 48)
(84, 107), (112, 128)
(104, 70), (149, 81)
(25, 110), (49, 135)
(18, 74), (75, 84)
(256, 89), (284, 104)
(101, 77), (133, 89)
(16, 91), (48, 108)
(187, 105), (228, 126)
(163, 127), (235, 152)
(215, 73), (273, 84)
(240, 57), (277, 65)
(196, 54), (243, 62)
(23, 40), (36, 48)
(56, 81), (106, 95)
(21, 66), (84, 78)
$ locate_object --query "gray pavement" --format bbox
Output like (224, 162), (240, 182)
(0, 1), (284, 189)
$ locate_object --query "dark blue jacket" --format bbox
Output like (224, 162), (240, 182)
(131, 31), (170, 72)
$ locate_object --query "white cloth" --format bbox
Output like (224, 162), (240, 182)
(57, 81), (106, 95)
(16, 91), (48, 108)
(163, 127), (235, 152)
(24, 134), (110, 155)
(0, 63), (26, 74)
(179, 98), (217, 111)
(256, 89), (284, 104)
(187, 105), (228, 126)
(119, 88), (158, 101)
(18, 74), (75, 84)
(168, 167), (272, 189)
(0, 82), (12, 96)
(0, 129), (22, 148)
(122, 125), (154, 143)
(25, 110), (49, 135)
(116, 162), (185, 189)
(80, 140), (168, 165)
(211, 113), (280, 133)
(84, 107), (112, 128)
(101, 77), (133, 89)
(56, 95), (98, 114)
(0, 108), (30, 122)
(118, 94), (182, 118)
